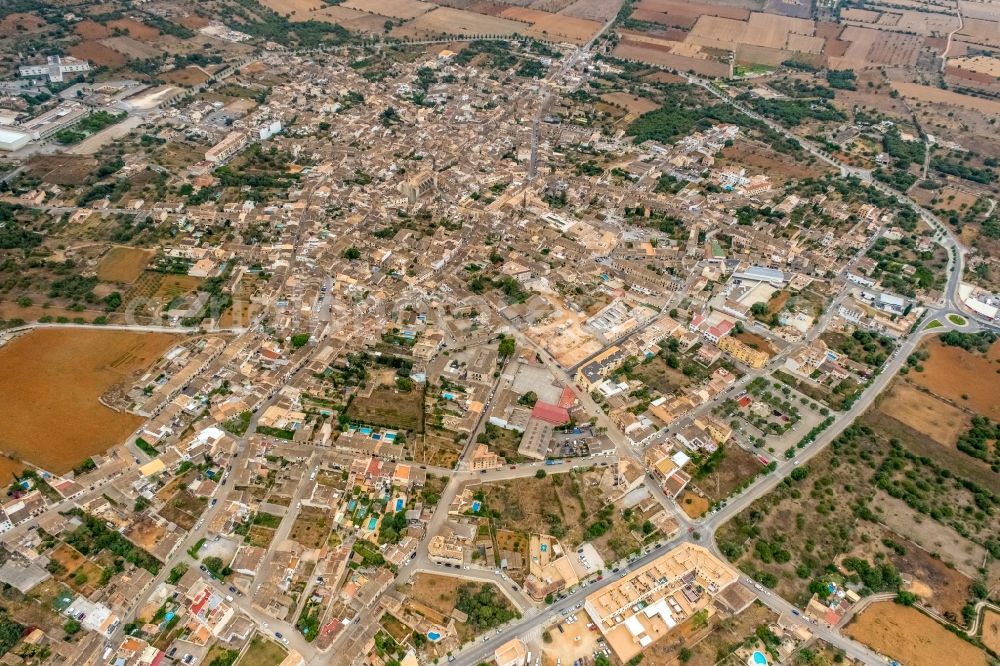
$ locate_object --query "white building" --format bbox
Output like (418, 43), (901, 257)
(19, 56), (91, 83)
(0, 127), (31, 152)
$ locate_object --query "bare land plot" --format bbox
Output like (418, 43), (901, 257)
(614, 37), (732, 76)
(162, 66), (211, 87)
(344, 0), (435, 19)
(876, 491), (985, 584)
(876, 382), (970, 447)
(600, 92), (660, 114)
(392, 7), (531, 38)
(311, 5), (392, 32)
(0, 329), (179, 474)
(96, 247), (156, 284)
(891, 81), (1000, 115)
(636, 0), (751, 21)
(559, 0), (625, 22)
(689, 444), (764, 504)
(499, 6), (601, 42)
(347, 386), (424, 432)
(74, 19), (111, 39)
(908, 338), (1000, 420)
(25, 154), (100, 186)
(982, 610), (1000, 654)
(101, 36), (161, 60)
(718, 138), (833, 181)
(404, 574), (516, 643)
(107, 18), (160, 41)
(69, 41), (127, 68)
(846, 602), (989, 666)
(289, 506), (333, 548)
(236, 635), (287, 666)
(258, 0), (328, 14)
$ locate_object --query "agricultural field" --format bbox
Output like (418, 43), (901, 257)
(846, 602), (989, 666)
(95, 247), (156, 284)
(907, 336), (1000, 420)
(0, 329), (179, 474)
(983, 610), (1000, 654)
(875, 382), (969, 448)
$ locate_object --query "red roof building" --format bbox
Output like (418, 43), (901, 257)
(531, 401), (570, 425)
(557, 386), (577, 409)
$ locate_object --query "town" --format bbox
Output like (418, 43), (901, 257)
(0, 2), (998, 666)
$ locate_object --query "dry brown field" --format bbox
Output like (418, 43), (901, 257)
(101, 36), (161, 60)
(162, 66), (211, 87)
(678, 489), (711, 518)
(96, 247), (156, 284)
(344, 0), (435, 19)
(908, 338), (1000, 419)
(891, 81), (1000, 115)
(311, 5), (389, 31)
(258, 0), (327, 14)
(0, 457), (25, 485)
(600, 92), (660, 114)
(867, 31), (922, 66)
(559, 0), (625, 22)
(74, 19), (111, 39)
(636, 0), (751, 21)
(499, 6), (601, 42)
(908, 184), (980, 212)
(107, 18), (160, 41)
(393, 7), (529, 38)
(982, 610), (1000, 654)
(612, 39), (731, 77)
(26, 155), (100, 186)
(69, 41), (127, 68)
(0, 329), (179, 474)
(876, 382), (969, 446)
(718, 139), (833, 181)
(177, 14), (210, 30)
(0, 12), (45, 36)
(846, 602), (989, 666)
(743, 12), (815, 49)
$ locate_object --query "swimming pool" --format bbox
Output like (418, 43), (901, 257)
(367, 516), (378, 530)
(384, 431), (397, 441)
(443, 392), (455, 400)
(427, 631), (441, 642)
(540, 544), (547, 552)
(359, 426), (373, 435)
(751, 651), (768, 666)
(471, 500), (481, 512)
(395, 498), (404, 512)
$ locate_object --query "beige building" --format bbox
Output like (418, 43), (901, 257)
(494, 638), (527, 666)
(470, 444), (504, 471)
(717, 335), (769, 369)
(584, 543), (740, 662)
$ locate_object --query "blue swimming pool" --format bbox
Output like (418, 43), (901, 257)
(751, 651), (768, 666)
(347, 500), (357, 511)
(443, 392), (455, 400)
(359, 426), (373, 435)
(395, 498), (404, 512)
(367, 516), (378, 530)
(540, 544), (547, 552)
(427, 631), (441, 642)
(372, 434), (382, 440)
(384, 431), (397, 441)
(471, 501), (481, 512)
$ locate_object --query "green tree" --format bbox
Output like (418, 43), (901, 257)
(343, 246), (361, 260)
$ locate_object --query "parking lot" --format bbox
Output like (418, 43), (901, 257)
(542, 614), (607, 666)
